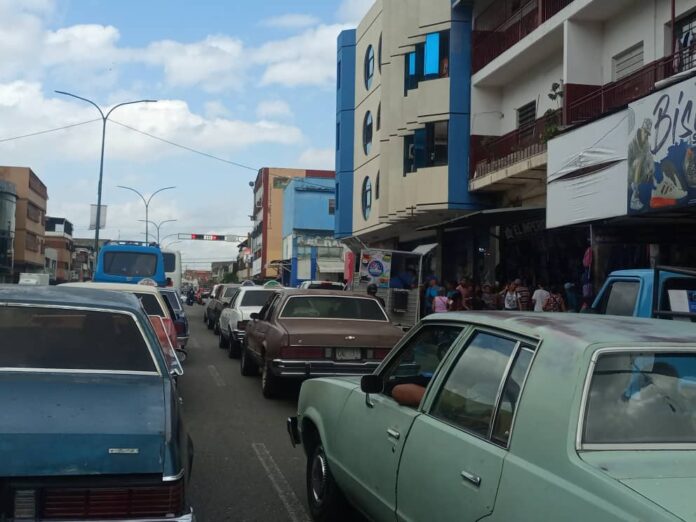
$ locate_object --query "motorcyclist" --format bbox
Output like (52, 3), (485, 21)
(186, 287), (195, 306)
(367, 283), (385, 307)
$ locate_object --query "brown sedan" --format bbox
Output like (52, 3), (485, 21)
(241, 289), (404, 398)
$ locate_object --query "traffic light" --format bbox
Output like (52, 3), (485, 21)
(189, 234), (226, 241)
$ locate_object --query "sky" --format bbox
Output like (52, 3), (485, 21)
(0, 0), (373, 270)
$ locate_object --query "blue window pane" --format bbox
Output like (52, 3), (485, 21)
(408, 52), (417, 76)
(424, 33), (440, 77)
(414, 128), (427, 169)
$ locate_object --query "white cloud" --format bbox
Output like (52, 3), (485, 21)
(262, 14), (320, 29)
(337, 0), (375, 24)
(204, 100), (231, 119)
(256, 100), (292, 119)
(298, 147), (335, 170)
(43, 24), (123, 66)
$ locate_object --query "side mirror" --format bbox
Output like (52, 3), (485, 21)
(361, 374), (383, 394)
(250, 312), (260, 321)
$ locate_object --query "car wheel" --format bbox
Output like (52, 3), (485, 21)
(261, 360), (279, 399)
(214, 320), (220, 336)
(240, 341), (258, 376)
(228, 332), (241, 359)
(306, 443), (348, 522)
(206, 316), (214, 330)
(218, 329), (226, 348)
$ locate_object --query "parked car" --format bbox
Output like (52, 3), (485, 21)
(218, 287), (275, 356)
(161, 288), (190, 348)
(243, 289), (404, 398)
(288, 311), (696, 522)
(204, 284), (239, 333)
(298, 281), (345, 290)
(0, 285), (194, 521)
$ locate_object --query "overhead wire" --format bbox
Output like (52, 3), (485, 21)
(0, 118), (101, 143)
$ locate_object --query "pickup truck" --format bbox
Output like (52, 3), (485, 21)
(592, 266), (696, 318)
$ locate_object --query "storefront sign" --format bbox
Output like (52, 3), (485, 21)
(359, 249), (392, 288)
(502, 219), (545, 240)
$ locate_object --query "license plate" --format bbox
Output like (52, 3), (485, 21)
(336, 348), (361, 360)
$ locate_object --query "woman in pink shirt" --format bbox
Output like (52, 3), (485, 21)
(432, 288), (449, 313)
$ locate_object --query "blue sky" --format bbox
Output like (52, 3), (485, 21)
(0, 0), (372, 268)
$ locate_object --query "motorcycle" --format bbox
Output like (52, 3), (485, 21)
(186, 294), (194, 306)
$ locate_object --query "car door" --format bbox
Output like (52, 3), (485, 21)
(396, 330), (536, 522)
(248, 294), (280, 361)
(332, 323), (466, 522)
(220, 290), (239, 333)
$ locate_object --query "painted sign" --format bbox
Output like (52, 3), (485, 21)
(628, 78), (696, 213)
(359, 250), (392, 288)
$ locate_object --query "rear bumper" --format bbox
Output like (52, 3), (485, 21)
(26, 508), (195, 521)
(271, 359), (380, 378)
(232, 329), (246, 342)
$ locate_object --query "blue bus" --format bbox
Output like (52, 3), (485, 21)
(94, 241), (167, 286)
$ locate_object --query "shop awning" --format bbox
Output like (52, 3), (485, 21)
(266, 259), (291, 273)
(411, 243), (439, 256)
(417, 206), (546, 231)
(317, 258), (344, 274)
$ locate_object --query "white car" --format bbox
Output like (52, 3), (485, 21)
(218, 287), (276, 357)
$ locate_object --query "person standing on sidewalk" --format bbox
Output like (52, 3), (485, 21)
(531, 282), (550, 312)
(501, 281), (521, 311)
(515, 278), (531, 311)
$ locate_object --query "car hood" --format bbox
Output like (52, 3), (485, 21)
(281, 319), (403, 348)
(0, 373), (166, 477)
(581, 451), (696, 521)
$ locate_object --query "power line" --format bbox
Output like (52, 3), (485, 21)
(0, 119), (101, 144)
(110, 119), (258, 172)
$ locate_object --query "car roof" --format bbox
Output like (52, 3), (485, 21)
(0, 284), (143, 313)
(61, 282), (163, 295)
(277, 289), (380, 300)
(425, 311), (696, 349)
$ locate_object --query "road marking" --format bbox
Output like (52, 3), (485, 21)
(252, 443), (310, 522)
(207, 365), (225, 387)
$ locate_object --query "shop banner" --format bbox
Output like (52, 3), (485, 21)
(359, 250), (392, 288)
(628, 78), (696, 214)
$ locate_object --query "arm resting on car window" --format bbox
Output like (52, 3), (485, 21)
(392, 384), (426, 408)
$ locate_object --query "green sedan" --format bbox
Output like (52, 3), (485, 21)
(288, 312), (696, 521)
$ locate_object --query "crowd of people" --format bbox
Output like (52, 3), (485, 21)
(423, 277), (582, 315)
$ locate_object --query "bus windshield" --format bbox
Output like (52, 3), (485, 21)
(103, 252), (157, 278)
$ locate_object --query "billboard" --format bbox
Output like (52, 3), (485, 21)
(359, 250), (392, 288)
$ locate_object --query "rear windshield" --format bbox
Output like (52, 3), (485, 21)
(103, 252), (157, 278)
(224, 287), (238, 298)
(136, 293), (165, 316)
(0, 307), (157, 373)
(162, 291), (182, 312)
(281, 296), (388, 320)
(306, 282), (344, 290)
(240, 290), (273, 307)
(163, 253), (176, 273)
(583, 351), (696, 445)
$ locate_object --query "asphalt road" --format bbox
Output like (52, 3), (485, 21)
(178, 303), (310, 522)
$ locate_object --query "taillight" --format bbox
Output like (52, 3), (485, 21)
(280, 346), (323, 359)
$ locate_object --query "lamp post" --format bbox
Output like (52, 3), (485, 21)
(138, 219), (177, 244)
(117, 186), (176, 243)
(54, 91), (157, 255)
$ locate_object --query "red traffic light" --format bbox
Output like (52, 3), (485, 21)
(189, 234), (225, 241)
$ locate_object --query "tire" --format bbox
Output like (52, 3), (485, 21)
(228, 332), (241, 359)
(218, 329), (226, 348)
(306, 443), (348, 522)
(240, 341), (258, 376)
(206, 315), (214, 330)
(213, 319), (220, 336)
(261, 360), (280, 399)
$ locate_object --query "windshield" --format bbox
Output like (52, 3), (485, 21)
(280, 296), (388, 320)
(0, 306), (157, 373)
(103, 252), (157, 278)
(240, 290), (273, 307)
(136, 293), (165, 316)
(583, 350), (696, 445)
(163, 252), (176, 273)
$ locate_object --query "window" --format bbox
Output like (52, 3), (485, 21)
(405, 51), (419, 92)
(424, 32), (440, 77)
(162, 291), (183, 312)
(25, 232), (39, 252)
(364, 45), (375, 90)
(404, 121), (449, 172)
(375, 172), (380, 200)
(491, 347), (534, 445)
(613, 42), (644, 81)
(376, 103), (381, 131)
(676, 13), (696, 71)
(583, 350), (696, 445)
(135, 293), (165, 316)
(223, 287), (237, 298)
(281, 296), (388, 320)
(336, 122), (340, 151)
(163, 252), (176, 273)
(241, 290), (274, 307)
(363, 111), (373, 154)
(328, 198), (336, 215)
(404, 135), (416, 175)
(430, 332), (517, 438)
(337, 59), (341, 89)
(517, 101), (536, 129)
(27, 202), (42, 223)
(0, 306), (157, 373)
(600, 281), (639, 316)
(361, 176), (372, 220)
(103, 252), (157, 277)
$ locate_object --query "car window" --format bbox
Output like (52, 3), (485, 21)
(430, 331), (517, 439)
(491, 347), (535, 446)
(223, 287), (237, 298)
(258, 294), (279, 321)
(240, 290), (274, 307)
(280, 296), (387, 320)
(163, 252), (176, 273)
(136, 293), (165, 316)
(228, 290), (240, 308)
(583, 350), (696, 445)
(382, 324), (464, 400)
(103, 252), (157, 278)
(601, 281), (639, 316)
(0, 306), (157, 373)
(161, 291), (182, 312)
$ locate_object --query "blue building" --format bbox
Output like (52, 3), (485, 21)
(282, 178), (344, 287)
(335, 29), (356, 239)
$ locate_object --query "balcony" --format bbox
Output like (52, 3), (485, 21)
(472, 0), (574, 73)
(566, 52), (682, 125)
(470, 109), (561, 189)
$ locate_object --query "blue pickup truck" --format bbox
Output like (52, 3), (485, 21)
(592, 266), (696, 319)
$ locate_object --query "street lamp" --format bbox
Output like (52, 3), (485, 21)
(54, 91), (157, 255)
(138, 219), (177, 244)
(117, 186), (176, 243)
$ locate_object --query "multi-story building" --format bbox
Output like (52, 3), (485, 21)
(71, 238), (110, 282)
(235, 238), (253, 281)
(336, 0), (484, 281)
(0, 167), (48, 277)
(0, 180), (17, 283)
(281, 178), (343, 287)
(250, 167), (334, 280)
(45, 217), (74, 283)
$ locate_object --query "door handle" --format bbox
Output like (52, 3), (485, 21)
(461, 470), (481, 487)
(387, 428), (400, 440)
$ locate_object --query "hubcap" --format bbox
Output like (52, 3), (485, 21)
(310, 450), (328, 504)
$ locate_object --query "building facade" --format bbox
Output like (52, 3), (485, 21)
(45, 217), (74, 284)
(281, 177), (343, 287)
(0, 167), (48, 278)
(250, 167), (334, 280)
(0, 180), (17, 283)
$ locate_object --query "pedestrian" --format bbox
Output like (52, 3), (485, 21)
(501, 281), (521, 311)
(515, 278), (531, 311)
(531, 282), (550, 312)
(448, 292), (464, 311)
(481, 283), (498, 310)
(432, 288), (449, 313)
(543, 285), (567, 312)
(367, 283), (385, 307)
(424, 278), (440, 315)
